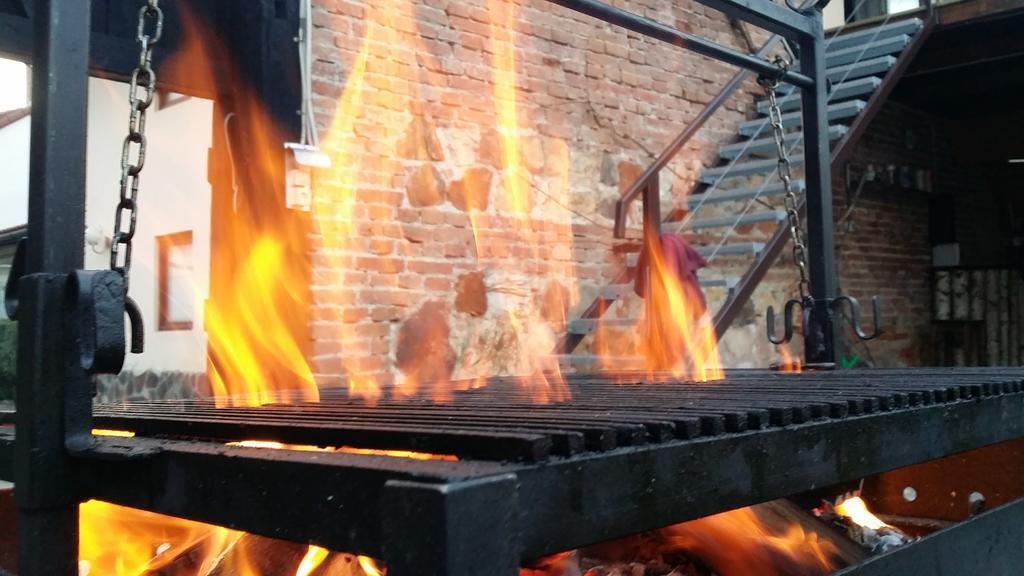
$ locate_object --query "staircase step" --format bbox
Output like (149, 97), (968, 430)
(826, 34), (912, 68)
(567, 318), (639, 335)
(720, 125), (847, 159)
(827, 55), (897, 83)
(695, 242), (765, 258)
(549, 354), (648, 370)
(699, 156), (804, 184)
(599, 277), (738, 300)
(825, 18), (923, 53)
(739, 100), (865, 137)
(687, 180), (805, 208)
(684, 209), (786, 231)
(756, 77), (881, 115)
(625, 242), (764, 267)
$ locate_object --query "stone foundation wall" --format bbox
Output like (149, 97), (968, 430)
(96, 372), (210, 403)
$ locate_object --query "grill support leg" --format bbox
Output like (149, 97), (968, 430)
(383, 474), (521, 576)
(798, 8), (841, 365)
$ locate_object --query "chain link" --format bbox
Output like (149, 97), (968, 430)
(110, 0), (163, 291)
(758, 56), (811, 301)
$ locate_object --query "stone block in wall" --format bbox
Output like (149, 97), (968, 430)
(449, 167), (493, 212)
(396, 300), (456, 385)
(455, 271), (488, 317)
(405, 163), (447, 207)
(398, 115), (445, 161)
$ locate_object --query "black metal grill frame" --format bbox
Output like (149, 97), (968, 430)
(5, 369), (1024, 574)
(6, 1), (1024, 575)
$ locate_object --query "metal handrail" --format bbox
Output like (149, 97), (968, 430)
(613, 33), (787, 239)
(712, 2), (938, 337)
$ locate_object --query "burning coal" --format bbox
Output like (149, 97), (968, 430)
(819, 496), (913, 554)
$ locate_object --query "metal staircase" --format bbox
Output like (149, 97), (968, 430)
(555, 14), (934, 369)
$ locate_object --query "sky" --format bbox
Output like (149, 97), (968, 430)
(0, 58), (28, 112)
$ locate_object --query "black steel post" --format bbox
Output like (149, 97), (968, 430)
(798, 8), (840, 365)
(545, 0), (814, 88)
(382, 475), (521, 576)
(16, 0), (92, 574)
(642, 173), (661, 358)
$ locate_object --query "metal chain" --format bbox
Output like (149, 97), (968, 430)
(758, 56), (811, 301)
(110, 0), (163, 291)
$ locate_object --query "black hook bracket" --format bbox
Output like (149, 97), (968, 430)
(766, 296), (811, 345)
(67, 270), (145, 375)
(831, 294), (883, 341)
(4, 239), (144, 372)
(766, 294), (883, 348)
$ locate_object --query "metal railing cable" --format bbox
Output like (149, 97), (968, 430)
(682, 0), (904, 265)
(670, 0), (877, 235)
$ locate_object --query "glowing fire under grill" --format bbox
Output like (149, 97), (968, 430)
(48, 368), (1023, 576)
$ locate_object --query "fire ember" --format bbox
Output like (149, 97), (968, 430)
(817, 496), (913, 554)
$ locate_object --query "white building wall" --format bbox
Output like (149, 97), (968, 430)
(0, 115), (30, 230)
(0, 77), (213, 374)
(823, 0), (846, 29)
(84, 77), (213, 374)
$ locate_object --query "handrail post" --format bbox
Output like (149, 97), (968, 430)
(642, 173), (662, 248)
(798, 7), (841, 365)
(642, 172), (661, 356)
(613, 35), (784, 239)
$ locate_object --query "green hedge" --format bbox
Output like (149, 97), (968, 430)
(0, 320), (14, 400)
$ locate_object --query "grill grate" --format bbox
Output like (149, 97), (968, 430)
(92, 369), (1024, 462)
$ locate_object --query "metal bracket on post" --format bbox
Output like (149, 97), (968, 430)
(766, 294), (882, 365)
(3, 238), (25, 320)
(68, 270), (130, 375)
(382, 475), (521, 576)
(796, 6), (844, 366)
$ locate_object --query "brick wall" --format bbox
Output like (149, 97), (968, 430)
(306, 0), (998, 386)
(307, 0), (772, 388)
(725, 100), (999, 368)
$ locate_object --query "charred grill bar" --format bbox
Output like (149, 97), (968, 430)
(4, 0), (1024, 575)
(4, 370), (1024, 574)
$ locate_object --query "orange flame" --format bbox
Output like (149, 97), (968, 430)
(488, 0), (529, 216)
(315, 0), (419, 400)
(78, 500), (244, 576)
(226, 439), (457, 461)
(358, 556), (385, 576)
(777, 344), (802, 372)
(80, 499), (392, 575)
(206, 237), (318, 407)
(835, 496), (889, 530)
(308, 0), (577, 404)
(640, 236), (724, 381)
(658, 506), (839, 576)
(296, 545), (330, 576)
(92, 429), (136, 438)
(160, 3), (318, 408)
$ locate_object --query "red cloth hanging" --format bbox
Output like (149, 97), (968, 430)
(634, 234), (709, 312)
